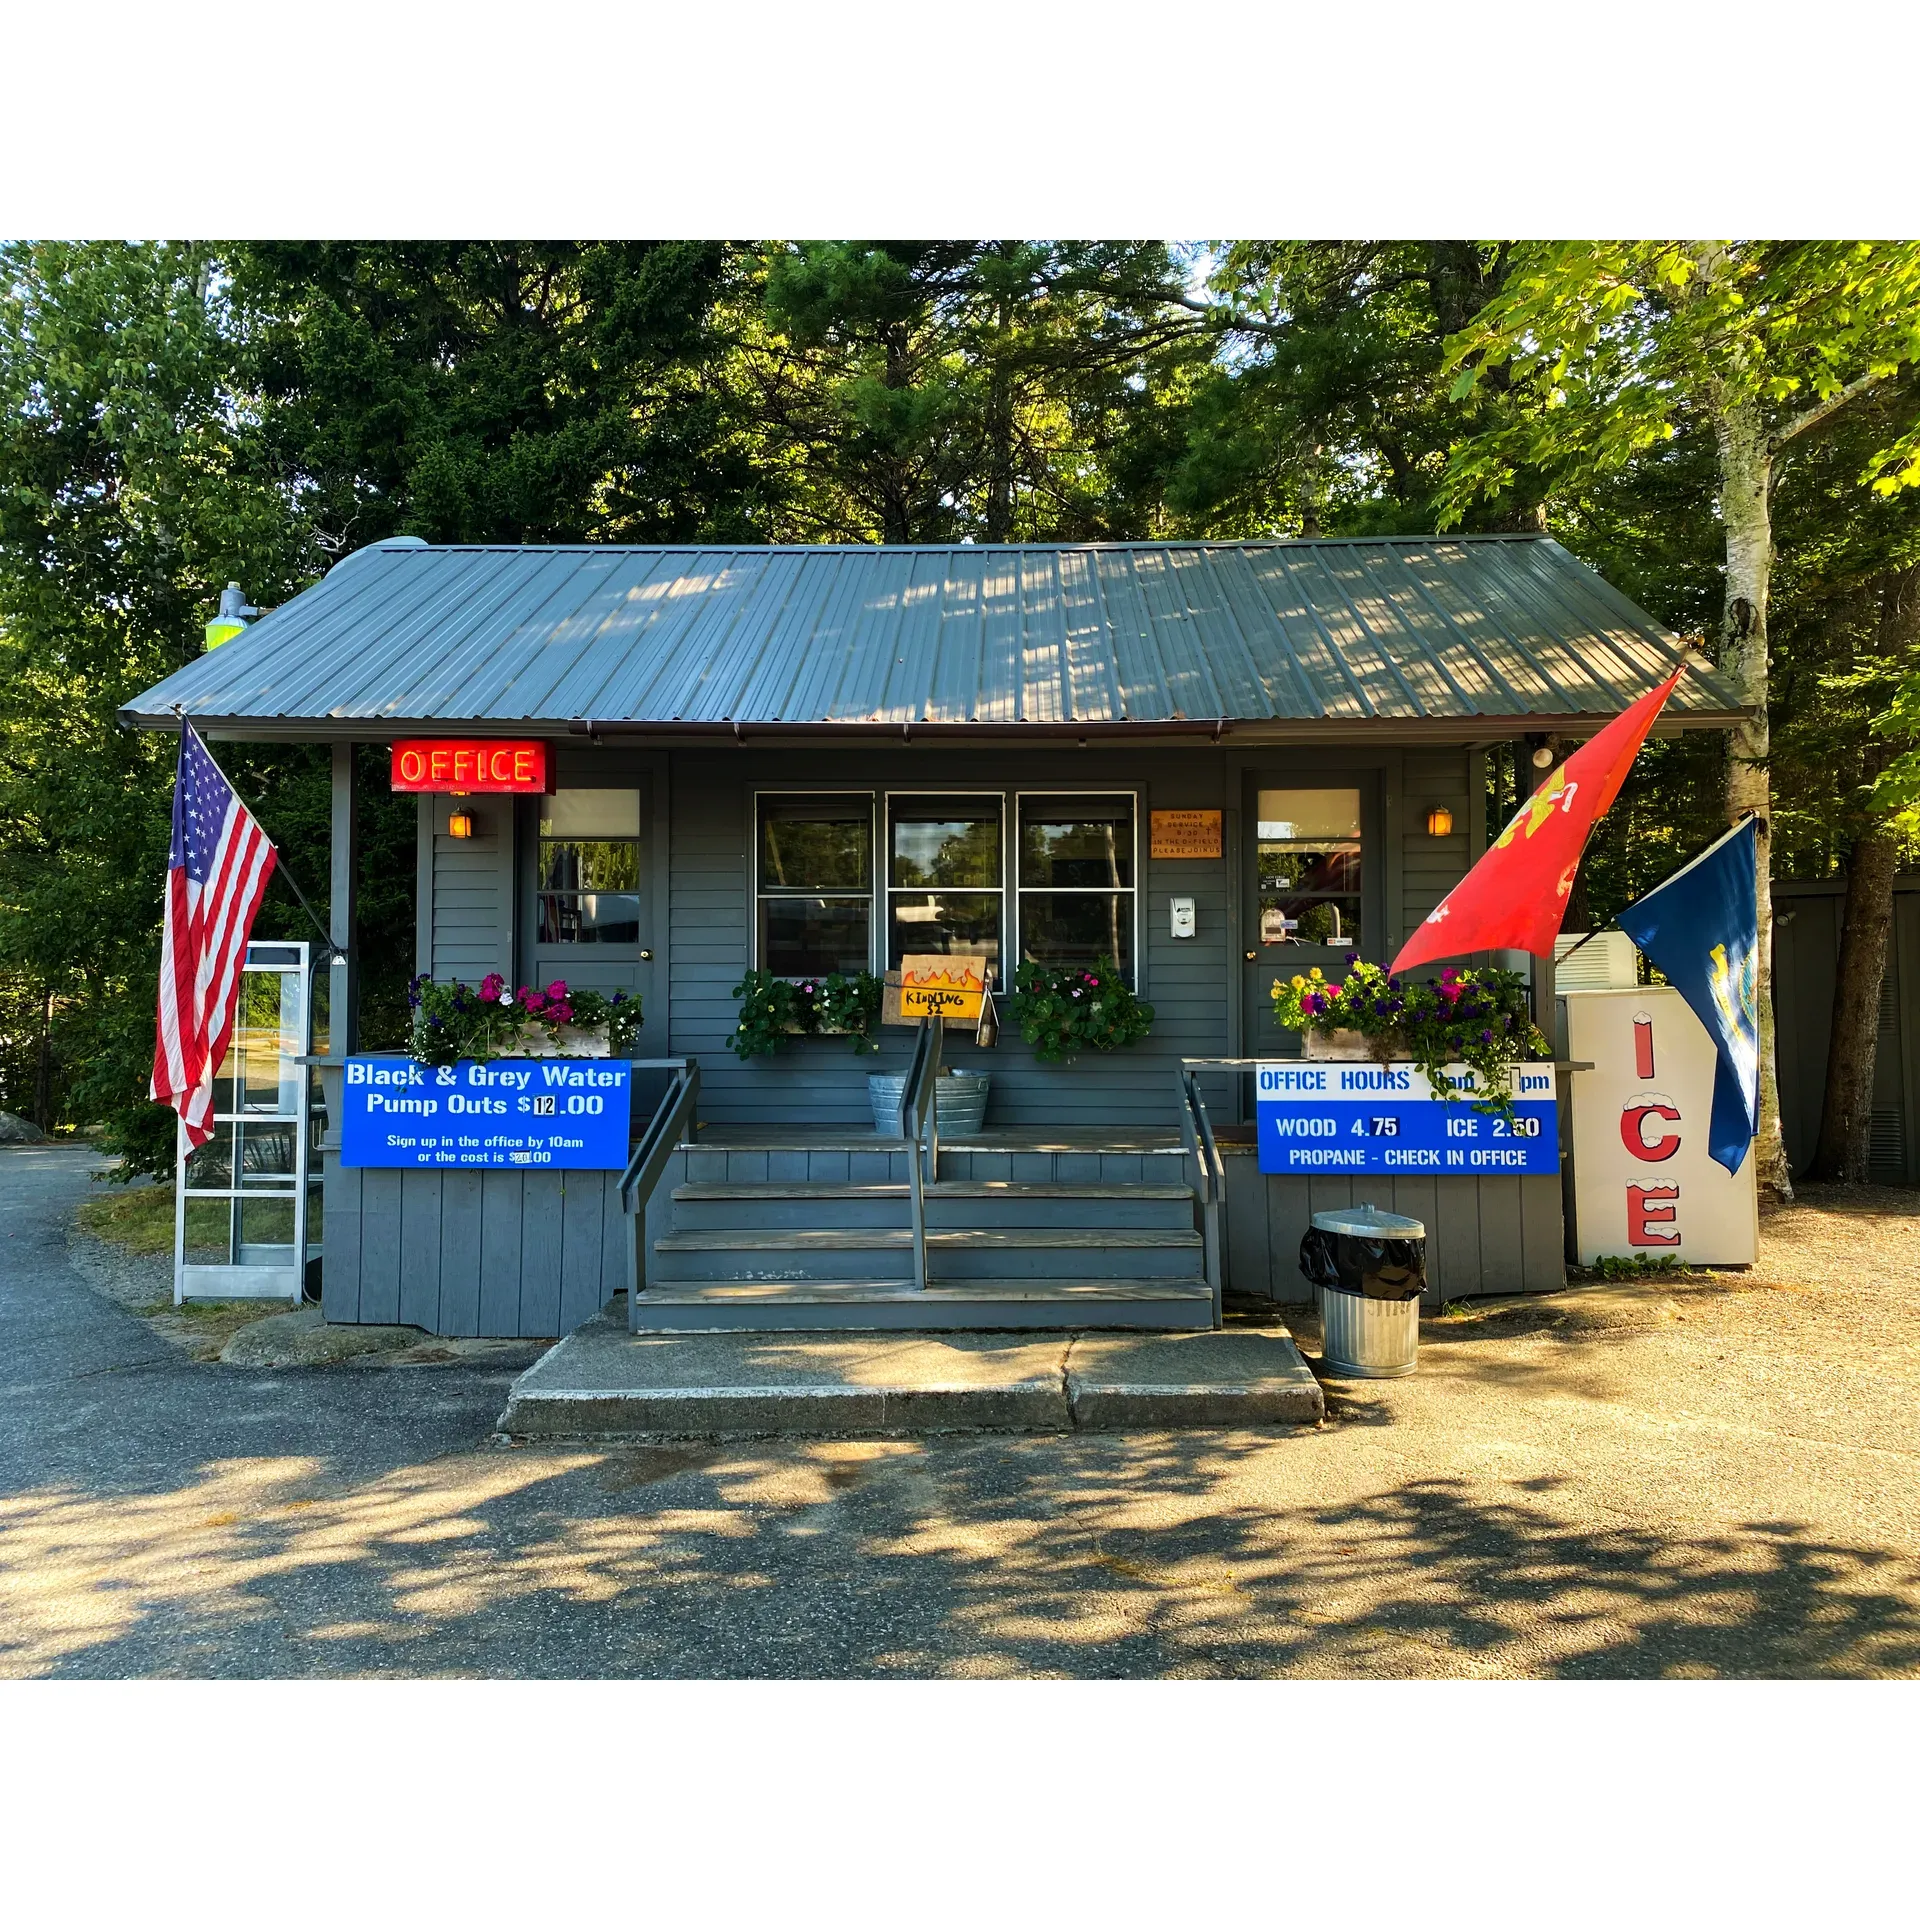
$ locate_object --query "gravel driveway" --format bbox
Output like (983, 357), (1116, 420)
(4, 1145), (1916, 1677)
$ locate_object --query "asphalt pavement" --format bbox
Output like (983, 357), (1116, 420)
(4, 1144), (1917, 1678)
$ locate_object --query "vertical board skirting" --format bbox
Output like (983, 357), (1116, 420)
(477, 1172), (525, 1336)
(518, 1178), (566, 1336)
(322, 1157), (363, 1324)
(398, 1171), (443, 1331)
(438, 1170), (484, 1336)
(558, 1178), (606, 1331)
(1224, 1164), (1560, 1304)
(358, 1169), (403, 1325)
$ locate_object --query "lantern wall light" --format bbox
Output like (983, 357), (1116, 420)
(1425, 805), (1454, 837)
(447, 809), (476, 840)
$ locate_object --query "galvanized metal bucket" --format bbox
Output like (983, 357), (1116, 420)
(1313, 1284), (1421, 1378)
(866, 1069), (991, 1136)
(1310, 1202), (1426, 1378)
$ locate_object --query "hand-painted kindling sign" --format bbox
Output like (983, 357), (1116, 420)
(1255, 1060), (1559, 1176)
(337, 1057), (631, 1169)
(390, 740), (553, 794)
(898, 954), (987, 1021)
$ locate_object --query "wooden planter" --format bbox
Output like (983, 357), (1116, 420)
(514, 1026), (614, 1058)
(1302, 1027), (1386, 1062)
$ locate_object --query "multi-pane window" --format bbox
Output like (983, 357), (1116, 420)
(756, 794), (873, 975)
(887, 796), (1002, 973)
(1257, 788), (1360, 948)
(538, 791), (641, 944)
(1018, 794), (1136, 980)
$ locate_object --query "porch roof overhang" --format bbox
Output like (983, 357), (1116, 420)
(121, 535), (1748, 743)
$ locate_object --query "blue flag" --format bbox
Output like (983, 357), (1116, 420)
(1615, 818), (1761, 1174)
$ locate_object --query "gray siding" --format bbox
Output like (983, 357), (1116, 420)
(428, 791), (515, 979)
(664, 746), (1241, 1129)
(322, 1154), (625, 1337)
(1400, 749), (1474, 943)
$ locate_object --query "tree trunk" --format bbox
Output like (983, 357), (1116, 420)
(1711, 382), (1793, 1199)
(33, 983), (53, 1134)
(1812, 822), (1898, 1181)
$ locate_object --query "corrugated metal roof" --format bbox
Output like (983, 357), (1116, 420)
(121, 536), (1745, 738)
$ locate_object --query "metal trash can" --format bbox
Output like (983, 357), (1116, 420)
(1300, 1203), (1427, 1378)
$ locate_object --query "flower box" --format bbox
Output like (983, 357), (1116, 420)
(1302, 1027), (1381, 1062)
(515, 1027), (614, 1057)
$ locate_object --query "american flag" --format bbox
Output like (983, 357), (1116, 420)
(150, 723), (278, 1149)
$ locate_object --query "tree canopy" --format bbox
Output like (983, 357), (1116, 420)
(3, 236), (1917, 1182)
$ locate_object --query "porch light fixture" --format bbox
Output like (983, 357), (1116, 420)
(1425, 805), (1453, 837)
(448, 809), (476, 839)
(1531, 745), (1556, 769)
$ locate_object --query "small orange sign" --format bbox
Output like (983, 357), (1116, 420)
(1150, 809), (1222, 859)
(899, 954), (987, 1021)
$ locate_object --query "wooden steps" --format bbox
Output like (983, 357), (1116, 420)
(636, 1165), (1217, 1332)
(629, 1276), (1215, 1333)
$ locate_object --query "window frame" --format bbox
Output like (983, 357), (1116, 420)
(750, 787), (880, 976)
(1252, 784), (1365, 954)
(1013, 788), (1142, 988)
(534, 788), (645, 949)
(882, 790), (1009, 984)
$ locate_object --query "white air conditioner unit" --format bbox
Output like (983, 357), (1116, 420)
(1555, 929), (1639, 991)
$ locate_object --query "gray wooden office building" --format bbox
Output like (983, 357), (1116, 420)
(124, 536), (1745, 1337)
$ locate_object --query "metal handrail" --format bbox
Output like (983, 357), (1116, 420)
(619, 1060), (700, 1305)
(897, 1015), (943, 1290)
(1176, 1066), (1227, 1328)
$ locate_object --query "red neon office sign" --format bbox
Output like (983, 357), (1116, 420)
(390, 740), (553, 794)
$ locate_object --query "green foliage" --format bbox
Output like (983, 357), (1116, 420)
(728, 969), (883, 1057)
(814, 970), (884, 1054)
(1009, 958), (1154, 1064)
(747, 241), (1206, 542)
(727, 970), (814, 1058)
(1584, 1253), (1692, 1281)
(407, 973), (642, 1068)
(1437, 241), (1920, 525)
(1164, 242), (1549, 536)
(1270, 959), (1549, 1120)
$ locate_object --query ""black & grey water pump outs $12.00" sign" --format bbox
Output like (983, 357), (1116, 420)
(337, 1057), (633, 1170)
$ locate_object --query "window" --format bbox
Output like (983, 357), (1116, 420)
(887, 796), (1002, 973)
(756, 793), (873, 975)
(538, 790), (641, 944)
(1018, 794), (1136, 979)
(1256, 787), (1360, 948)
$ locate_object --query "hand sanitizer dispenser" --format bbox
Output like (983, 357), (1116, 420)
(1171, 896), (1196, 939)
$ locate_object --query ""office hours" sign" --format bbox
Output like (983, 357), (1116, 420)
(1255, 1060), (1559, 1176)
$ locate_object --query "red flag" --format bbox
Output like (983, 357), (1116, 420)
(1391, 668), (1685, 972)
(151, 723), (278, 1148)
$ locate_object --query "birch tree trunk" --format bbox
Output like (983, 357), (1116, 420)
(1711, 385), (1794, 1199)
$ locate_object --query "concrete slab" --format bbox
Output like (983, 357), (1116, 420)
(499, 1304), (1323, 1437)
(501, 1306), (1073, 1437)
(1066, 1328), (1324, 1429)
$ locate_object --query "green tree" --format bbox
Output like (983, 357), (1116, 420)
(0, 241), (314, 1165)
(1440, 241), (1920, 1198)
(228, 241), (766, 547)
(1163, 242), (1550, 537)
(743, 241), (1204, 542)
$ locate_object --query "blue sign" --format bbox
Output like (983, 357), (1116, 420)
(1255, 1060), (1559, 1176)
(337, 1057), (632, 1170)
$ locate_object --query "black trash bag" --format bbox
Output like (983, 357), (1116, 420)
(1299, 1227), (1427, 1301)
